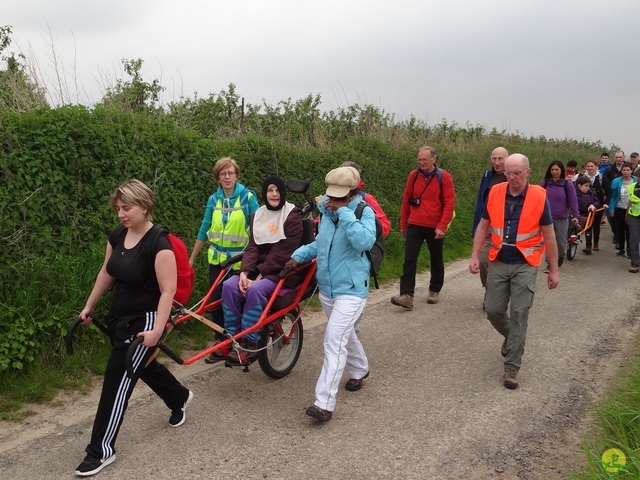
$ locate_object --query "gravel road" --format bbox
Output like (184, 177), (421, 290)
(1, 236), (639, 480)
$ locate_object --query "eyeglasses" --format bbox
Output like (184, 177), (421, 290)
(219, 171), (236, 178)
(504, 171), (525, 177)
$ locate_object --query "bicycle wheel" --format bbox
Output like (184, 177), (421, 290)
(258, 313), (303, 379)
(566, 226), (578, 260)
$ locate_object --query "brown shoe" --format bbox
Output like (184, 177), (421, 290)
(306, 405), (332, 422)
(204, 339), (225, 363)
(593, 243), (599, 251)
(225, 340), (258, 366)
(582, 248), (592, 255)
(501, 339), (508, 358)
(345, 371), (369, 392)
(391, 294), (414, 310)
(427, 291), (439, 304)
(503, 368), (519, 389)
(630, 266), (639, 273)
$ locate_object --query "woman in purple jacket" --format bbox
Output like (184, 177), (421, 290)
(541, 161), (580, 268)
(221, 176), (303, 365)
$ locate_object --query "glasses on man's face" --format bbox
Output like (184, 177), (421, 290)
(504, 170), (525, 177)
(219, 171), (236, 178)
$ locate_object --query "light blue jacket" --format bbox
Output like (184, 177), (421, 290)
(608, 175), (637, 213)
(291, 196), (376, 299)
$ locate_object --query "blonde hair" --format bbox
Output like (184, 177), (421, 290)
(109, 179), (156, 220)
(213, 157), (240, 181)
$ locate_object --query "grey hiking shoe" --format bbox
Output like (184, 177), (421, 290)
(391, 294), (413, 310)
(427, 291), (439, 304)
(503, 368), (519, 389)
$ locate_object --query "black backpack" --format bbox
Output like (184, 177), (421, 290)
(354, 198), (385, 289)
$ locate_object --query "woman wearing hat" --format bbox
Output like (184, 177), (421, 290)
(220, 176), (303, 365)
(285, 166), (376, 422)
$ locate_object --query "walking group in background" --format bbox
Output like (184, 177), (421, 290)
(75, 144), (640, 477)
(467, 148), (640, 392)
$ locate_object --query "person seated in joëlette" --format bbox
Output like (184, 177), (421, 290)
(220, 176), (302, 365)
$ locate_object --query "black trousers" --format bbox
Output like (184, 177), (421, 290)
(209, 264), (239, 338)
(400, 225), (444, 296)
(614, 208), (630, 252)
(86, 311), (189, 460)
(591, 209), (603, 245)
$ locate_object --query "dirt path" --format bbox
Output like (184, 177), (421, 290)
(1, 237), (638, 479)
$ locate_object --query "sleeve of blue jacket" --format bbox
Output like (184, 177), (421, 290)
(290, 198), (376, 263)
(338, 203), (376, 252)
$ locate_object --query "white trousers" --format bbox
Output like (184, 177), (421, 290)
(315, 293), (369, 412)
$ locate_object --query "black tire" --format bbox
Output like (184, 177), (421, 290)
(258, 313), (303, 379)
(567, 226), (578, 260)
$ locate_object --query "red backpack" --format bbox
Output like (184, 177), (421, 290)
(144, 227), (195, 306)
(166, 232), (195, 305)
(111, 225), (195, 306)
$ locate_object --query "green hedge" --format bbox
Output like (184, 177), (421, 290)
(0, 105), (602, 373)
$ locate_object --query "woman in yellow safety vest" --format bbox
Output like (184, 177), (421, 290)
(626, 181), (640, 273)
(189, 157), (259, 362)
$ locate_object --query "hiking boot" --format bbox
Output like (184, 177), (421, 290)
(501, 339), (508, 358)
(391, 294), (413, 310)
(582, 248), (592, 255)
(204, 339), (225, 363)
(306, 405), (332, 422)
(75, 454), (116, 477)
(503, 368), (519, 389)
(630, 266), (640, 273)
(427, 291), (439, 304)
(345, 371), (369, 392)
(169, 390), (193, 427)
(226, 340), (258, 366)
(593, 243), (600, 251)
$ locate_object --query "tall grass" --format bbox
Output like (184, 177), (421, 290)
(571, 351), (640, 479)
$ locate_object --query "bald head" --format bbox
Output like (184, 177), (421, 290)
(506, 153), (529, 169)
(491, 147), (508, 174)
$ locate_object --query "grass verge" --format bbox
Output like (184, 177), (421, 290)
(571, 346), (640, 479)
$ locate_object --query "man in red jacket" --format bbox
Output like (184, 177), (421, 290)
(391, 146), (456, 309)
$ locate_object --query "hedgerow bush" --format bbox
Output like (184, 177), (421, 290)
(0, 101), (606, 375)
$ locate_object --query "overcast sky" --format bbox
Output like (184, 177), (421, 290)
(4, 0), (639, 152)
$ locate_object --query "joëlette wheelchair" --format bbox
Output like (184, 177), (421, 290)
(66, 178), (319, 380)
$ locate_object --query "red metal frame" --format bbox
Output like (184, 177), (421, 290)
(167, 259), (317, 365)
(570, 207), (606, 242)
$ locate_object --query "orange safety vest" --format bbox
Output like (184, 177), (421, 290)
(487, 183), (547, 266)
